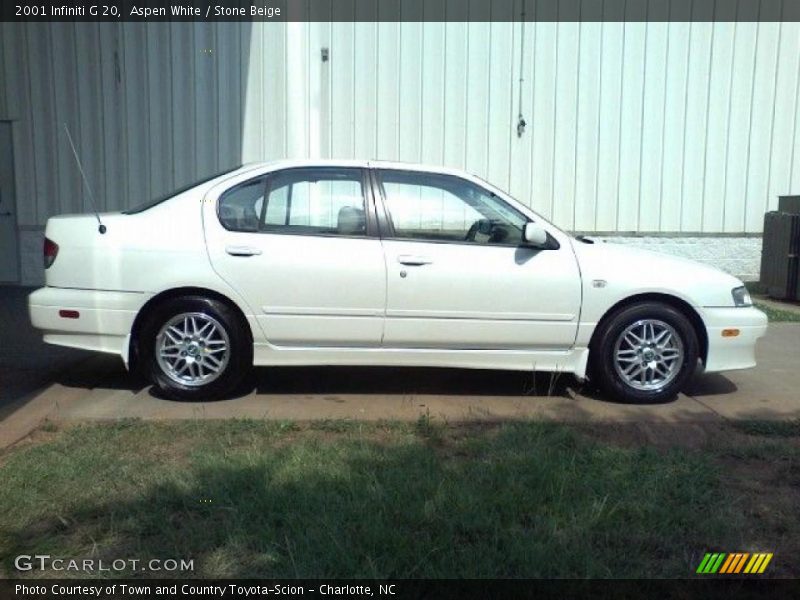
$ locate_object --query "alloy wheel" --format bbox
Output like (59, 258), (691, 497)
(612, 318), (684, 392)
(155, 312), (231, 387)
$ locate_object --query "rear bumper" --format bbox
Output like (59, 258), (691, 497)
(28, 287), (148, 357)
(702, 306), (768, 372)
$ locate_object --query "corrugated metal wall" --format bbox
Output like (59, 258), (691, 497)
(2, 18), (800, 233)
(0, 22), (250, 228)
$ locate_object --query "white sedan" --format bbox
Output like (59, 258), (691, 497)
(29, 160), (767, 403)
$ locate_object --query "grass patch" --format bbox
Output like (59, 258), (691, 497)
(415, 409), (446, 444)
(745, 282), (800, 321)
(754, 302), (800, 323)
(0, 419), (795, 578)
(730, 419), (800, 438)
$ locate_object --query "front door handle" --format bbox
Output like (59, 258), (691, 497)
(225, 245), (262, 257)
(0, 211), (11, 217)
(397, 255), (432, 266)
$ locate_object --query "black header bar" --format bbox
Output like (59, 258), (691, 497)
(1, 579), (798, 600)
(4, 0), (800, 23)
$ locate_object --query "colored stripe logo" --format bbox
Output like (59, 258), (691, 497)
(696, 552), (773, 574)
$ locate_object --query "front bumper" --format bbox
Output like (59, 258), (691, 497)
(702, 306), (768, 373)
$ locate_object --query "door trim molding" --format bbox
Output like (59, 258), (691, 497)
(386, 310), (576, 321)
(263, 306), (384, 318)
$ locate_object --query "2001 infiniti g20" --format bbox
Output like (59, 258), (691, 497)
(29, 160), (767, 402)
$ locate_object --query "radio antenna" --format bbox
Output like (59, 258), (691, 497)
(63, 123), (106, 234)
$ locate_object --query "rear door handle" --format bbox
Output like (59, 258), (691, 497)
(225, 245), (262, 257)
(397, 255), (432, 266)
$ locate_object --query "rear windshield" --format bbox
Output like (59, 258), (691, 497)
(123, 165), (243, 214)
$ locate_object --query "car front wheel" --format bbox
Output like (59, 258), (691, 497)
(591, 302), (700, 403)
(139, 296), (251, 400)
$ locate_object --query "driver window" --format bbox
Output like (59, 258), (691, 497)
(378, 170), (527, 245)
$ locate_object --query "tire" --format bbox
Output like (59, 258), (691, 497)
(590, 302), (699, 403)
(138, 295), (252, 401)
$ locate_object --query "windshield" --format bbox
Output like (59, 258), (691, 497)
(471, 173), (568, 237)
(123, 165), (243, 214)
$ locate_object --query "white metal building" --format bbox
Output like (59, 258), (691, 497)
(2, 18), (799, 284)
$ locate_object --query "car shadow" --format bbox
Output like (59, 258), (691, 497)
(55, 354), (149, 393)
(143, 366), (581, 402)
(51, 354), (737, 405)
(683, 372), (739, 397)
(252, 366), (579, 397)
(576, 370), (739, 405)
(45, 353), (583, 403)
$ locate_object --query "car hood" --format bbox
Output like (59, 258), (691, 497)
(570, 238), (745, 308)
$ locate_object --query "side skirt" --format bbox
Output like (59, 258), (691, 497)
(252, 344), (590, 379)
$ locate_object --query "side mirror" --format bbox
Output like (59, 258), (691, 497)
(523, 222), (548, 247)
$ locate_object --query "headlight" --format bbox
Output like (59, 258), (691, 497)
(731, 286), (752, 307)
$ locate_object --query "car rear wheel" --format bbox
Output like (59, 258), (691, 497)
(139, 296), (251, 400)
(591, 302), (699, 403)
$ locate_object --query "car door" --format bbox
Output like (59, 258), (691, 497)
(373, 168), (581, 350)
(204, 166), (386, 347)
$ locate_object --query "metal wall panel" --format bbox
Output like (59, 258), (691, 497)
(745, 20), (782, 233)
(26, 23), (59, 226)
(0, 27), (6, 118)
(146, 23), (175, 198)
(170, 22), (197, 189)
(97, 24), (125, 213)
(75, 23), (106, 214)
(1, 24), (36, 227)
(3, 17), (800, 234)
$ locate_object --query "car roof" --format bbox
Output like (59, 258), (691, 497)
(239, 158), (478, 178)
(219, 159), (510, 206)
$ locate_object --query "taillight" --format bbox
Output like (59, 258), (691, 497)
(43, 237), (59, 269)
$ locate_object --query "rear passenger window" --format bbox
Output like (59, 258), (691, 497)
(218, 168), (367, 236)
(262, 168), (366, 236)
(218, 178), (266, 232)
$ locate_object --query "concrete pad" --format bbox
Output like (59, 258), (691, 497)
(2, 283), (799, 450)
(47, 385), (720, 425)
(18, 354), (721, 428)
(684, 322), (800, 420)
